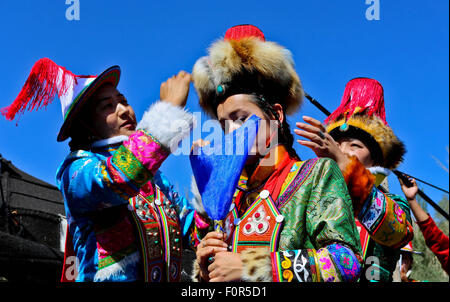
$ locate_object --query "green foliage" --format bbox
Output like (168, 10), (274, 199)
(409, 194), (449, 282)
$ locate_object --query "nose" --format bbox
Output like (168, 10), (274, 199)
(338, 142), (352, 156)
(225, 120), (242, 134)
(116, 102), (131, 118)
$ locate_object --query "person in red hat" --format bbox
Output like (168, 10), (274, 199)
(189, 25), (363, 282)
(295, 77), (414, 282)
(1, 59), (197, 282)
(399, 176), (449, 276)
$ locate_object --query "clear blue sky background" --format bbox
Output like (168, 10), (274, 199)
(0, 1), (448, 219)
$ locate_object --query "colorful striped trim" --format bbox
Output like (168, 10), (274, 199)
(309, 249), (321, 282)
(63, 84), (91, 120)
(369, 195), (409, 247)
(63, 72), (119, 120)
(129, 210), (151, 282)
(231, 194), (283, 253)
(271, 250), (313, 282)
(98, 244), (139, 269)
(271, 251), (285, 282)
(111, 145), (153, 187)
(316, 248), (341, 282)
(357, 186), (377, 221)
(327, 243), (361, 282)
(266, 195), (282, 253)
(277, 158), (319, 208)
(154, 190), (171, 280)
(359, 188), (386, 232)
(103, 158), (139, 198)
(355, 218), (371, 259)
(123, 130), (170, 175)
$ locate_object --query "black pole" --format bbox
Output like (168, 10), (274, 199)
(305, 92), (449, 221)
(393, 170), (449, 220)
(304, 93), (331, 116)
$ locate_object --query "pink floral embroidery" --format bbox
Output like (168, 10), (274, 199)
(123, 131), (169, 175)
(394, 203), (405, 223)
(343, 256), (350, 266)
(376, 196), (382, 207)
(320, 257), (332, 270)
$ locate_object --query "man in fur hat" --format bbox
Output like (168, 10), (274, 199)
(296, 77), (414, 282)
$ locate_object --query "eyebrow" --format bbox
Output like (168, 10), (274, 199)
(96, 93), (125, 103)
(218, 109), (244, 124)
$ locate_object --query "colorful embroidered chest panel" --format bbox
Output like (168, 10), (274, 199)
(225, 159), (316, 252)
(231, 191), (284, 253)
(129, 185), (182, 282)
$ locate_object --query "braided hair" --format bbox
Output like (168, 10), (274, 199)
(248, 94), (300, 160)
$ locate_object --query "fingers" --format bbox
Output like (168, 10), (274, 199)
(203, 231), (225, 241)
(294, 128), (324, 146)
(302, 116), (326, 132)
(297, 139), (320, 151)
(202, 238), (228, 249)
(295, 121), (321, 134)
(175, 70), (192, 82)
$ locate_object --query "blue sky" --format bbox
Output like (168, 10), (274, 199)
(0, 0), (448, 219)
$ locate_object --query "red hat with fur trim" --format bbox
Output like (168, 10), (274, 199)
(325, 77), (406, 169)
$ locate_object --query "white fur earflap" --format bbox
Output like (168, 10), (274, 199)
(137, 101), (195, 152)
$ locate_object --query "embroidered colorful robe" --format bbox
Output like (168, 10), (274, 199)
(194, 146), (363, 282)
(57, 131), (194, 282)
(355, 189), (413, 282)
(342, 157), (414, 282)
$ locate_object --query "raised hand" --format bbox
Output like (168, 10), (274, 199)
(399, 176), (419, 201)
(160, 71), (192, 108)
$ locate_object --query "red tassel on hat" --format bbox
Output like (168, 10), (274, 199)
(1, 58), (78, 121)
(224, 24), (265, 41)
(325, 78), (387, 126)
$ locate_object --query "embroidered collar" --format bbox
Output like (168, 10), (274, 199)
(91, 135), (129, 149)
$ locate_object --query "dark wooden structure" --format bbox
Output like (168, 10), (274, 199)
(0, 154), (65, 282)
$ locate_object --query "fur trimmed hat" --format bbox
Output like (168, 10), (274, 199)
(325, 78), (406, 170)
(192, 24), (304, 118)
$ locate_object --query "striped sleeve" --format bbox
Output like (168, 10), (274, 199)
(270, 243), (361, 282)
(357, 188), (414, 248)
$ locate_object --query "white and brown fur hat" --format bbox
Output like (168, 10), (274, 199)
(192, 24), (304, 118)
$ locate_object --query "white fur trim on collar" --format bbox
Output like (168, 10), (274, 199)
(368, 166), (391, 176)
(91, 135), (129, 148)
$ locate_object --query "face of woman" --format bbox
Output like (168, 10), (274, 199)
(337, 137), (374, 167)
(88, 84), (137, 139)
(216, 94), (280, 161)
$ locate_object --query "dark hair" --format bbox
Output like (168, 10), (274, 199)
(248, 94), (300, 160)
(67, 102), (99, 151)
(329, 126), (381, 166)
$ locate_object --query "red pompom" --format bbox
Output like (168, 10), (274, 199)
(224, 24), (265, 41)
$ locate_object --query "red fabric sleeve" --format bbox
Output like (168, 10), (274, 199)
(417, 216), (449, 275)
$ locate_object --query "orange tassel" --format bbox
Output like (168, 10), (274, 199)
(342, 156), (375, 216)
